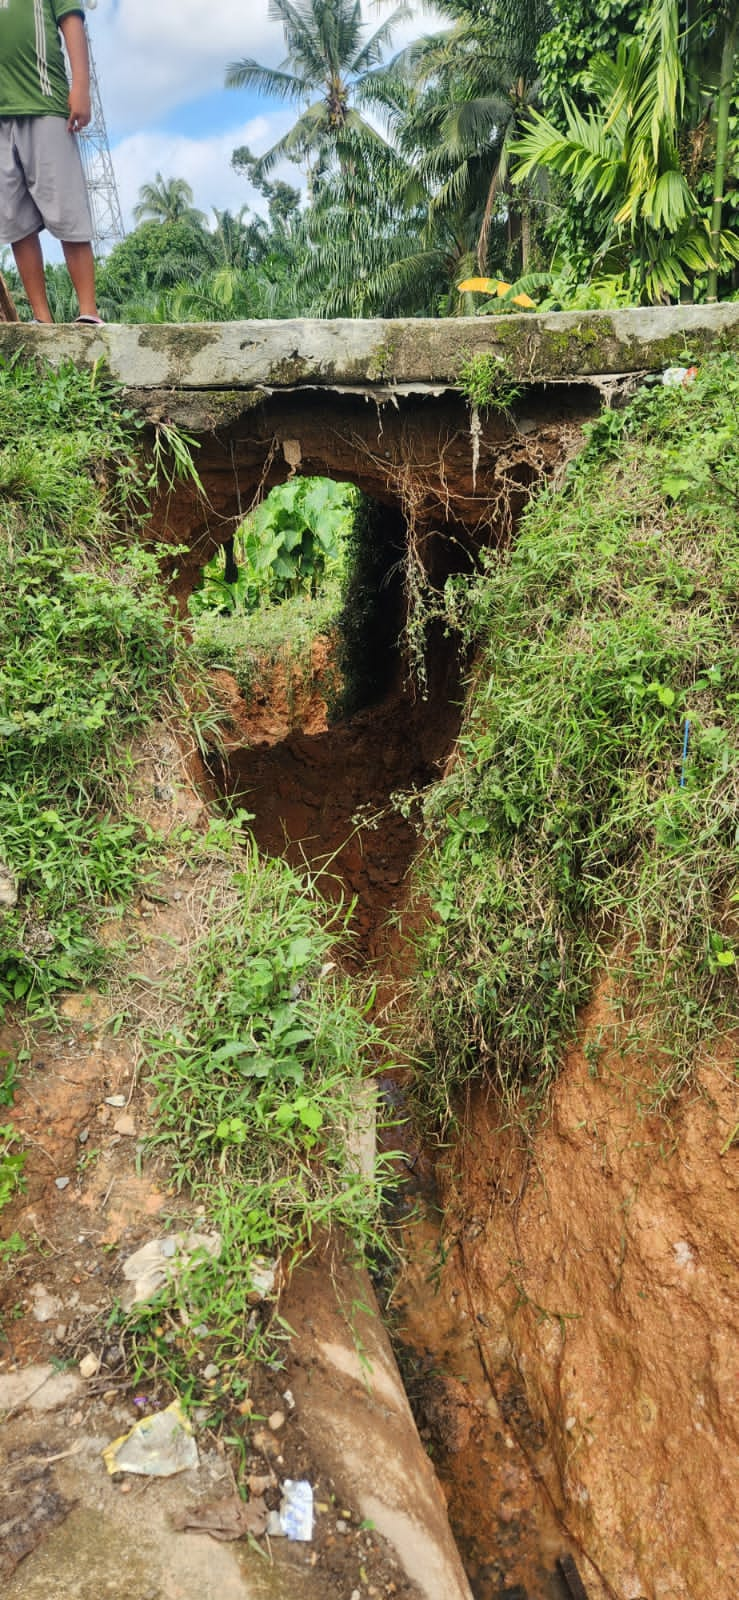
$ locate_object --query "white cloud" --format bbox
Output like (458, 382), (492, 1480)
(90, 0), (434, 134)
(92, 0), (282, 130)
(111, 114), (295, 231)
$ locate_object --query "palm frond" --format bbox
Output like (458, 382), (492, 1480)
(225, 59), (308, 101)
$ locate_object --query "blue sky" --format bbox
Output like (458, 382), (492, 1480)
(84, 0), (436, 234)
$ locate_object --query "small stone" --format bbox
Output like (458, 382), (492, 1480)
(55, 1176), (70, 1190)
(79, 1352), (100, 1379)
(153, 783), (173, 803)
(78, 1128), (89, 1144)
(31, 1284), (63, 1323)
(252, 1428), (278, 1455)
(246, 1256), (279, 1304)
(104, 1095), (126, 1108)
(266, 1511), (284, 1537)
(336, 1519), (348, 1534)
(113, 1113), (136, 1137)
(282, 1388), (295, 1410)
(267, 1410), (285, 1432)
(0, 863), (18, 909)
(247, 1473), (273, 1496)
(54, 1322), (67, 1342)
(103, 1389), (118, 1403)
(202, 1363), (219, 1381)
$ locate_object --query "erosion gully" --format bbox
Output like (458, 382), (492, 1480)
(207, 631), (583, 1600)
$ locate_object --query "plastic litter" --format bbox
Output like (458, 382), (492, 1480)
(120, 1231), (222, 1309)
(661, 365), (697, 387)
(279, 1479), (314, 1541)
(103, 1399), (198, 1477)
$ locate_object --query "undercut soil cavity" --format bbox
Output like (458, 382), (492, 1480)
(203, 634), (591, 1600)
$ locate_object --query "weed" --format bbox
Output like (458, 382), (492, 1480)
(456, 353), (521, 413)
(410, 353), (739, 1123)
(189, 478), (357, 619)
(191, 583), (343, 707)
(0, 1123), (25, 1210)
(0, 355), (198, 1017)
(114, 836), (398, 1391)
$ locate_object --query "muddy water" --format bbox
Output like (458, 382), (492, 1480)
(207, 658), (586, 1600)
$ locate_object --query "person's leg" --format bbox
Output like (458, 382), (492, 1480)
(61, 240), (99, 318)
(11, 232), (53, 322)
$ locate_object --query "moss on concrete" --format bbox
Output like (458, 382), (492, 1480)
(135, 324), (220, 360)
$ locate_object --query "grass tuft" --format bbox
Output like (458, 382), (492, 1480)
(410, 354), (739, 1122)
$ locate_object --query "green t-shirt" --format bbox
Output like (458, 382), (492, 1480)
(0, 0), (84, 119)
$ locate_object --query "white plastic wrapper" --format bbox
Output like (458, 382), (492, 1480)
(279, 1479), (314, 1541)
(662, 366), (697, 387)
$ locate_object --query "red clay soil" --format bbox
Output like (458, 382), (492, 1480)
(207, 654), (462, 967)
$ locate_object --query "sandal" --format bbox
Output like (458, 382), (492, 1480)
(75, 314), (105, 325)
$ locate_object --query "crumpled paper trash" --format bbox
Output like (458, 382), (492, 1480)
(120, 1231), (222, 1310)
(103, 1400), (198, 1477)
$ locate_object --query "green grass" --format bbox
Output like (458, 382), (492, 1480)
(115, 829), (395, 1396)
(410, 353), (739, 1122)
(0, 354), (191, 1015)
(0, 353), (398, 1396)
(190, 581), (342, 705)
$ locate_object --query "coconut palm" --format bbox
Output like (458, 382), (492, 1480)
(225, 0), (411, 177)
(133, 173), (207, 228)
(383, 0), (552, 275)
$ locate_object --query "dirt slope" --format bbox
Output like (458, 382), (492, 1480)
(442, 989), (738, 1600)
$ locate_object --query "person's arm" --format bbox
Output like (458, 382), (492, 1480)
(58, 12), (91, 133)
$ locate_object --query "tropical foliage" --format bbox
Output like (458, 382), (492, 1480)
(2, 0), (737, 318)
(190, 477), (358, 616)
(513, 0), (739, 300)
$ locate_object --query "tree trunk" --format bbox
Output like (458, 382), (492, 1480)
(707, 16), (737, 301)
(520, 197), (532, 274)
(0, 272), (19, 322)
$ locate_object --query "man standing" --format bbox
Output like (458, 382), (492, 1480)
(0, 0), (102, 323)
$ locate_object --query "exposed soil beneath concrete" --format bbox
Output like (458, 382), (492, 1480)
(198, 649), (603, 1599)
(205, 641), (462, 967)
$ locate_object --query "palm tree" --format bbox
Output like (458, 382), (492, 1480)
(386, 0), (552, 275)
(225, 0), (410, 178)
(706, 4), (738, 299)
(133, 173), (206, 228)
(512, 0), (739, 302)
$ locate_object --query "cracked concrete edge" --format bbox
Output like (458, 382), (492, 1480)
(281, 1244), (475, 1600)
(0, 303), (736, 392)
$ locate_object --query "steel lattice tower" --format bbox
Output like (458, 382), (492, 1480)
(75, 5), (125, 252)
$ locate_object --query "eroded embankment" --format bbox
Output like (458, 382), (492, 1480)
(199, 649), (599, 1600)
(196, 357), (739, 1600)
(202, 626), (738, 1600)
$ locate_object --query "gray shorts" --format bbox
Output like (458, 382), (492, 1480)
(0, 115), (92, 244)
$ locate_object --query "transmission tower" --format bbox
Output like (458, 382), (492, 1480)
(75, 2), (126, 252)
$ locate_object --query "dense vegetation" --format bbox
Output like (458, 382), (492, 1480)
(0, 356), (392, 1373)
(410, 353), (739, 1122)
(2, 0), (737, 320)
